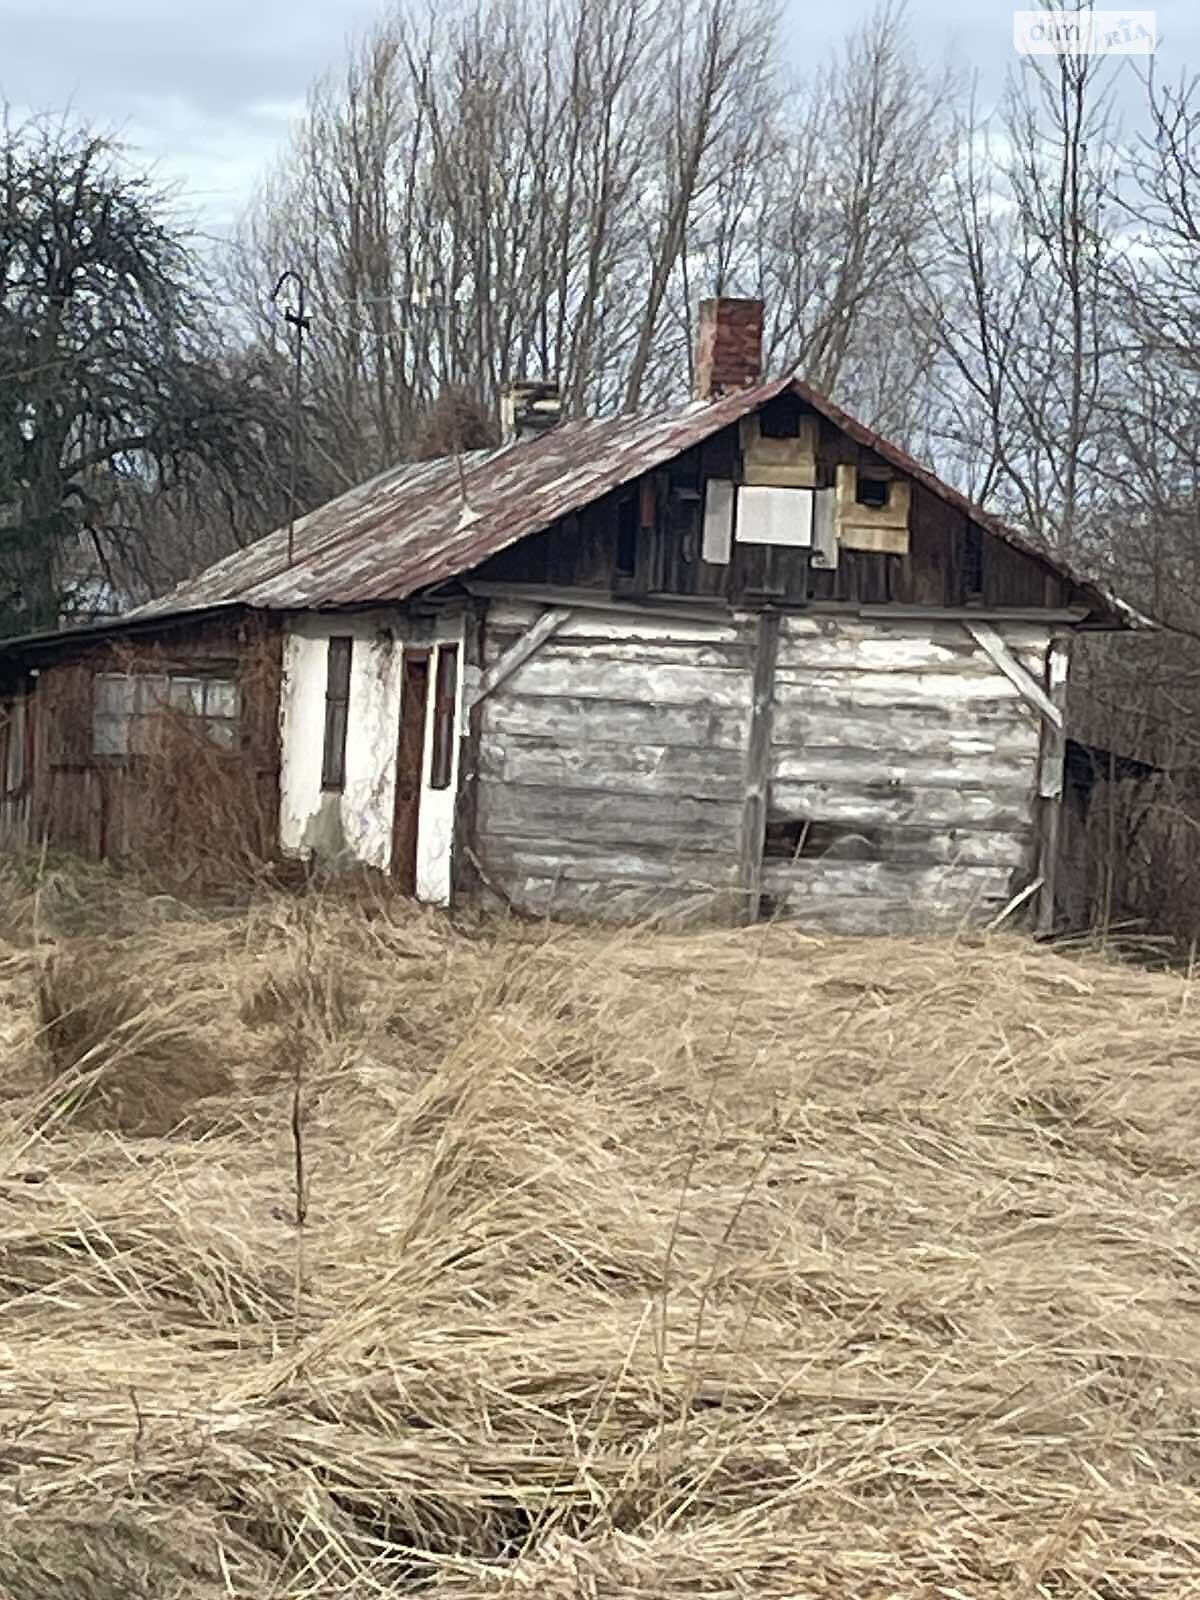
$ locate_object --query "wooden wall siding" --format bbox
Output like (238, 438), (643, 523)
(761, 616), (1047, 928)
(469, 412), (1078, 614)
(466, 602), (1049, 929)
(472, 602), (753, 919)
(9, 614), (282, 867)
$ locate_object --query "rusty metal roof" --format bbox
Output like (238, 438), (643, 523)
(128, 381), (791, 620)
(106, 372), (1135, 629)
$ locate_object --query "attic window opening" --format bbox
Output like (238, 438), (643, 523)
(758, 397), (803, 439)
(93, 671), (240, 756)
(963, 524), (985, 598)
(856, 475), (891, 510)
(615, 493), (638, 578)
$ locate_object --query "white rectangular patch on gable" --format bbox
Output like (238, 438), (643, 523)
(736, 486), (813, 548)
(702, 478), (735, 564)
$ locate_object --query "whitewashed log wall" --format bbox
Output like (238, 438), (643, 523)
(762, 615), (1047, 932)
(472, 602), (1051, 929)
(475, 602), (751, 918)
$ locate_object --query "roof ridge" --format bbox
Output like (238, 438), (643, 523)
(85, 370), (1141, 631)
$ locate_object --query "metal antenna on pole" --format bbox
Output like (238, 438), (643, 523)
(428, 277), (480, 531)
(271, 270), (311, 568)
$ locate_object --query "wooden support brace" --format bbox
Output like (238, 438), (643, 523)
(965, 620), (1070, 937)
(468, 607), (573, 707)
(963, 621), (1064, 729)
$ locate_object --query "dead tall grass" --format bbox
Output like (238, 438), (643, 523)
(1, 865), (1200, 1595)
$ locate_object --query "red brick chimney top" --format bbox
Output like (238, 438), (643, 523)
(695, 297), (764, 400)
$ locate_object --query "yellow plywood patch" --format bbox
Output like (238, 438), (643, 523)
(740, 413), (819, 488)
(836, 464), (911, 554)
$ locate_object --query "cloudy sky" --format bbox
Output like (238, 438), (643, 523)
(2, 0), (1198, 238)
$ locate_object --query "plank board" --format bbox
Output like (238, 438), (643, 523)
(772, 668), (1026, 707)
(771, 746), (1037, 789)
(477, 782), (740, 853)
(768, 778), (1036, 831)
(771, 704), (1040, 757)
(480, 874), (731, 923)
(778, 614), (1052, 650)
(487, 600), (743, 645)
(490, 655), (752, 708)
(479, 734), (747, 800)
(777, 632), (984, 672)
(762, 857), (1015, 903)
(484, 692), (749, 751)
(485, 633), (752, 672)
(480, 836), (739, 889)
(759, 893), (999, 935)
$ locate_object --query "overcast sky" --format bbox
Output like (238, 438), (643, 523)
(2, 0), (1199, 239)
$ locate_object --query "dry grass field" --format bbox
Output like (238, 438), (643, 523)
(1, 861), (1199, 1597)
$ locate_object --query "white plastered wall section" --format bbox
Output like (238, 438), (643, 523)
(278, 610), (466, 904)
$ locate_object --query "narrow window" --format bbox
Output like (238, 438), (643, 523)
(963, 523), (984, 599)
(93, 673), (134, 754)
(429, 643), (459, 791)
(321, 637), (353, 791)
(615, 494), (638, 578)
(856, 475), (890, 509)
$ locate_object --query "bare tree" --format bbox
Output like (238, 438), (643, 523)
(909, 29), (1124, 552)
(0, 112), (298, 630)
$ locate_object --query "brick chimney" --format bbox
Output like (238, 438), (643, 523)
(694, 297), (764, 400)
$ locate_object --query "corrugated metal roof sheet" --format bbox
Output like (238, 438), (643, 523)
(103, 372), (1136, 630)
(128, 380), (791, 620)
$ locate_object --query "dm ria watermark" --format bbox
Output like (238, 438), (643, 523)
(1013, 10), (1157, 55)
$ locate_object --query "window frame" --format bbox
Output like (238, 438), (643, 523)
(320, 636), (354, 792)
(91, 669), (240, 759)
(429, 643), (460, 791)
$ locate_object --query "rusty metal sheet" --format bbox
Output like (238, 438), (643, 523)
(125, 382), (791, 620)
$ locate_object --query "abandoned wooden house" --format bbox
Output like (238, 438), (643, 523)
(0, 298), (1137, 931)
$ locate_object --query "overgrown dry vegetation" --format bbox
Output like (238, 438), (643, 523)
(2, 864), (1200, 1596)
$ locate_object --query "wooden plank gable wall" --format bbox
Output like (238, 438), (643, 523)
(472, 398), (1074, 613)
